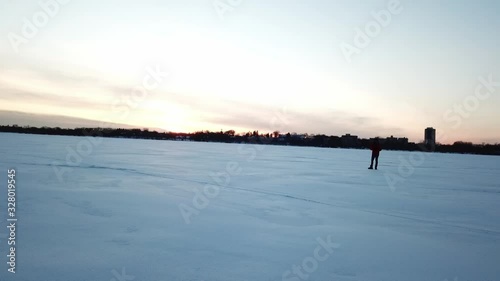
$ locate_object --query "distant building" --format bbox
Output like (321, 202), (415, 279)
(398, 137), (409, 145)
(341, 134), (359, 147)
(424, 127), (436, 151)
(385, 135), (409, 146)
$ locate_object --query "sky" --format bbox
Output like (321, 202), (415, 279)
(0, 0), (499, 143)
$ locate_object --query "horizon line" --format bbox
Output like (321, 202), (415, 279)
(1, 124), (499, 146)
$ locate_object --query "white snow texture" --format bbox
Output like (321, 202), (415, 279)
(0, 133), (499, 281)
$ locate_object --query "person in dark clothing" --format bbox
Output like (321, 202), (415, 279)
(369, 138), (382, 170)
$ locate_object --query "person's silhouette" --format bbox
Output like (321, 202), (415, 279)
(369, 138), (382, 170)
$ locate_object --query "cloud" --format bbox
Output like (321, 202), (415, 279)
(196, 99), (408, 137)
(0, 110), (133, 129)
(0, 87), (110, 110)
(0, 56), (410, 139)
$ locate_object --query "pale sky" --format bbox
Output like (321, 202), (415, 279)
(0, 0), (499, 143)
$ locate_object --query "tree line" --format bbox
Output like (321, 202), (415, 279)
(1, 125), (499, 156)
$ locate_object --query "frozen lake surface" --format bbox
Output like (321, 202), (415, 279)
(0, 133), (499, 281)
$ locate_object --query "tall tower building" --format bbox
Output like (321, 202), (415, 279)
(424, 127), (436, 151)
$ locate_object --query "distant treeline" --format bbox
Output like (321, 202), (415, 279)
(1, 125), (499, 156)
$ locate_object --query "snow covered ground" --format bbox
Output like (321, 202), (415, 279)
(0, 132), (499, 281)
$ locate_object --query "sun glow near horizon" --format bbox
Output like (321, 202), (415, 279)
(0, 0), (499, 143)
